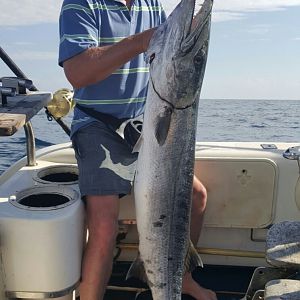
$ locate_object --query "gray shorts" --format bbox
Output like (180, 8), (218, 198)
(72, 121), (138, 198)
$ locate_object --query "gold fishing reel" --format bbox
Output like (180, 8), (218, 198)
(47, 88), (75, 118)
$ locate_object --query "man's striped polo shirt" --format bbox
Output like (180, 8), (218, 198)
(58, 0), (166, 137)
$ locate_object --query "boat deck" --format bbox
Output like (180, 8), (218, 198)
(104, 263), (257, 300)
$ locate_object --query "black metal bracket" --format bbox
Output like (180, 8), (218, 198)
(0, 86), (16, 106)
(0, 77), (33, 106)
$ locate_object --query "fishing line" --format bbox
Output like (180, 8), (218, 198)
(150, 75), (196, 110)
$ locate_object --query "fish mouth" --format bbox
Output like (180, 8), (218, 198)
(146, 0), (213, 110)
(181, 0), (213, 54)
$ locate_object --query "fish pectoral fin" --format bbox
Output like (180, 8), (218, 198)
(126, 253), (148, 283)
(185, 240), (203, 273)
(132, 133), (143, 153)
(155, 107), (173, 146)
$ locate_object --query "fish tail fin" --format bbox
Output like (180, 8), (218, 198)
(185, 240), (203, 273)
(126, 252), (148, 283)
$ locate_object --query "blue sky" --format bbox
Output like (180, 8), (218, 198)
(0, 0), (300, 100)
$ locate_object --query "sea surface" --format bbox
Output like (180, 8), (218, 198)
(0, 98), (299, 175)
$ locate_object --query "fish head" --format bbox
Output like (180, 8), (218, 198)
(147, 0), (213, 109)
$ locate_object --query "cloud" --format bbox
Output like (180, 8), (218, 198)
(162, 0), (300, 21)
(211, 0), (300, 22)
(212, 11), (245, 22)
(8, 50), (57, 61)
(0, 0), (62, 26)
(0, 0), (300, 26)
(245, 24), (271, 35)
(213, 0), (300, 12)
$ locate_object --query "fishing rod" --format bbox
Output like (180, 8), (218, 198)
(0, 46), (71, 136)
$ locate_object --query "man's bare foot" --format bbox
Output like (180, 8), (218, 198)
(182, 272), (217, 300)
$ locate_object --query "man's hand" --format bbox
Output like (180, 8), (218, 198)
(140, 28), (156, 52)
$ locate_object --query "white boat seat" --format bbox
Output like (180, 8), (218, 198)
(265, 279), (300, 299)
(266, 221), (300, 268)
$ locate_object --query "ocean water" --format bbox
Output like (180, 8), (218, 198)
(0, 98), (299, 175)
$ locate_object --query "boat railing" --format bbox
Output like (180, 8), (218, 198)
(0, 46), (71, 166)
(0, 78), (52, 166)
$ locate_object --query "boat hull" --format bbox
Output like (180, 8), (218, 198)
(0, 141), (300, 298)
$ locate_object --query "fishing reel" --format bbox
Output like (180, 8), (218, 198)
(46, 88), (75, 118)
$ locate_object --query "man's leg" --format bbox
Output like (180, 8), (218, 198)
(72, 122), (137, 300)
(190, 176), (207, 244)
(80, 195), (119, 300)
(182, 176), (218, 300)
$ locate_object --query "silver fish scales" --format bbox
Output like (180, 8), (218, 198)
(128, 1), (213, 299)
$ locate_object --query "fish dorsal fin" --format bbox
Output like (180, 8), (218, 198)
(126, 252), (148, 283)
(155, 106), (173, 146)
(185, 240), (203, 273)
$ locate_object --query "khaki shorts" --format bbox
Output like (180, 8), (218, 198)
(72, 121), (138, 198)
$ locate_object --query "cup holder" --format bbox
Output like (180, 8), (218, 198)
(9, 186), (79, 211)
(34, 165), (78, 184)
(18, 193), (69, 208)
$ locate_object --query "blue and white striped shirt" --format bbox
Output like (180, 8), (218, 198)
(58, 0), (166, 136)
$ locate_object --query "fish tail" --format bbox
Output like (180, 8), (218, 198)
(184, 240), (203, 273)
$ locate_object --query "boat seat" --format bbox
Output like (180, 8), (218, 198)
(266, 221), (300, 268)
(265, 279), (300, 299)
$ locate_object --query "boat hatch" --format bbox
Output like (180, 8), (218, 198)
(34, 165), (78, 184)
(9, 185), (78, 211)
(195, 158), (277, 228)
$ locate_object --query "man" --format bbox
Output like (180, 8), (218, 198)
(59, 0), (217, 299)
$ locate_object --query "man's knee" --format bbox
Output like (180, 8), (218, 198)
(192, 177), (207, 214)
(90, 217), (119, 242)
(86, 195), (120, 243)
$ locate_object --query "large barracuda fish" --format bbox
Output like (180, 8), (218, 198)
(128, 0), (213, 299)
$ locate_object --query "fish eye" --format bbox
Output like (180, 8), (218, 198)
(149, 53), (156, 64)
(194, 55), (203, 65)
(194, 48), (206, 65)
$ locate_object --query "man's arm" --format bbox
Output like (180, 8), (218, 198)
(63, 28), (155, 89)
